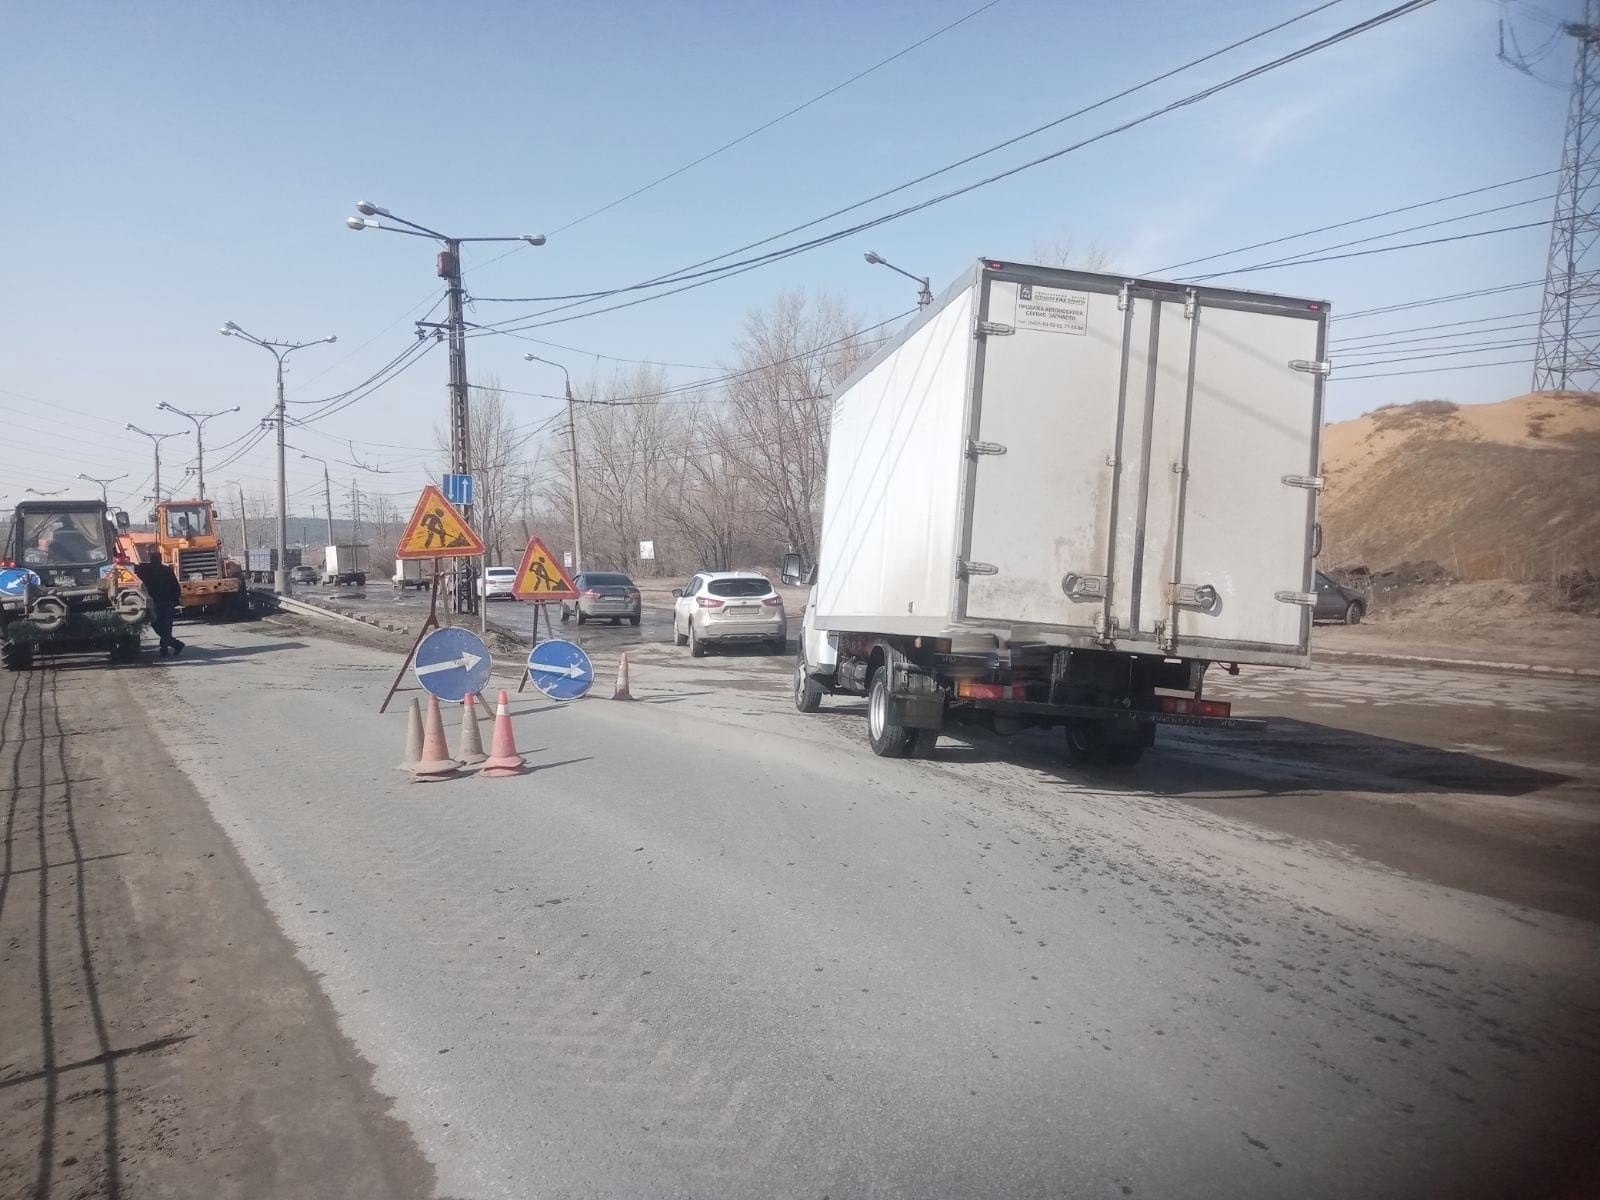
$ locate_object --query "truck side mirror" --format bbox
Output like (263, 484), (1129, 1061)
(780, 552), (813, 587)
(115, 510), (130, 530)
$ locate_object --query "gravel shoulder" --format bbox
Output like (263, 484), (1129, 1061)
(0, 658), (440, 1200)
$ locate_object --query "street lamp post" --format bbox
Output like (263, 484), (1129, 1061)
(221, 322), (336, 594)
(864, 251), (934, 308)
(126, 425), (182, 506)
(299, 454), (337, 548)
(157, 403), (240, 502)
(523, 353), (584, 574)
(347, 200), (546, 624)
(77, 473), (128, 505)
(25, 487), (68, 497)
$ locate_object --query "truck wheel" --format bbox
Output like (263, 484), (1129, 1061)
(688, 620), (708, 658)
(1, 641), (34, 671)
(1064, 722), (1145, 767)
(794, 649), (823, 713)
(867, 667), (917, 758)
(1344, 601), (1364, 626)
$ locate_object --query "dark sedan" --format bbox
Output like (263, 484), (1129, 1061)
(1313, 571), (1366, 624)
(561, 572), (642, 626)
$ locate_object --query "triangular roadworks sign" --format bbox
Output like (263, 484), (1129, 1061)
(396, 485), (486, 559)
(512, 536), (578, 601)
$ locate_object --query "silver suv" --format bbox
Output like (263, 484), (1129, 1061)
(672, 572), (786, 656)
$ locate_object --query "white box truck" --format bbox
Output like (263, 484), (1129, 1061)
(323, 544), (370, 587)
(392, 558), (431, 591)
(785, 260), (1328, 764)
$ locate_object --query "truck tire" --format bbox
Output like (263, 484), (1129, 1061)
(1344, 601), (1364, 626)
(2, 641), (34, 671)
(1064, 721), (1145, 767)
(794, 649), (823, 713)
(867, 667), (917, 758)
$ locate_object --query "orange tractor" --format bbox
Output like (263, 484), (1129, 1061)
(120, 499), (248, 619)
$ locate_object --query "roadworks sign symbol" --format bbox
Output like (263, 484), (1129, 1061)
(512, 536), (578, 601)
(396, 485), (486, 560)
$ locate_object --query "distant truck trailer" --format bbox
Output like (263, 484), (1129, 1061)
(238, 547), (304, 586)
(787, 259), (1329, 765)
(324, 544), (369, 586)
(392, 558), (431, 591)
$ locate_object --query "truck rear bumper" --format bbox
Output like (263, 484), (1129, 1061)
(975, 697), (1263, 731)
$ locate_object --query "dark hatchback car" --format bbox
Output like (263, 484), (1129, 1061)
(1313, 571), (1366, 624)
(561, 572), (642, 626)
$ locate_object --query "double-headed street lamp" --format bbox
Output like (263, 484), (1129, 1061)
(221, 322), (337, 594)
(26, 487), (68, 497)
(864, 251), (934, 309)
(77, 473), (127, 505)
(157, 403), (240, 501)
(126, 425), (182, 505)
(523, 353), (583, 574)
(347, 200), (546, 624)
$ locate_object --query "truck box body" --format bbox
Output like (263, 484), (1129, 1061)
(324, 544), (370, 580)
(814, 261), (1327, 670)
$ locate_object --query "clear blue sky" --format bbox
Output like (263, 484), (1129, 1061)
(0, 0), (1574, 515)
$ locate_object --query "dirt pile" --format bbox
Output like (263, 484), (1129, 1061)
(1319, 391), (1600, 579)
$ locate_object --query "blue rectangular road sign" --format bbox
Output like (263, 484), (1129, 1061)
(443, 473), (475, 507)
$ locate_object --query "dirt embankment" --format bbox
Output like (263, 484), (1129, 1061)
(1320, 392), (1600, 579)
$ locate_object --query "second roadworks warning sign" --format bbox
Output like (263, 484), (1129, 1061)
(512, 536), (578, 601)
(396, 485), (486, 559)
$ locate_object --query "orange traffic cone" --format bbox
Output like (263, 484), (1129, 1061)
(456, 693), (488, 766)
(479, 690), (526, 777)
(395, 697), (423, 771)
(611, 652), (634, 701)
(409, 695), (460, 781)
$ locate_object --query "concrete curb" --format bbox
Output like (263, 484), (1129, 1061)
(1313, 646), (1600, 679)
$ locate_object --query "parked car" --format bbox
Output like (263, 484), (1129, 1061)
(290, 565), (320, 586)
(561, 572), (642, 626)
(477, 565), (517, 601)
(672, 572), (786, 657)
(1313, 571), (1366, 624)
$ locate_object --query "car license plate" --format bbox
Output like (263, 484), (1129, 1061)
(727, 604), (758, 616)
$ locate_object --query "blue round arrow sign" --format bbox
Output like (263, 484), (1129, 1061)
(0, 568), (40, 598)
(413, 626), (493, 701)
(525, 639), (593, 701)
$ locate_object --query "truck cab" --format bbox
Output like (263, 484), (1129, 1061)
(153, 499), (245, 615)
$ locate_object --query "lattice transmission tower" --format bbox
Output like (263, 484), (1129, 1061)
(1533, 0), (1600, 393)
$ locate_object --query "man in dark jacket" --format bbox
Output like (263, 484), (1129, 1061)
(132, 559), (185, 657)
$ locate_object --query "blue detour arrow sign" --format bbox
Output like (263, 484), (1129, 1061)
(525, 639), (593, 701)
(413, 626), (493, 701)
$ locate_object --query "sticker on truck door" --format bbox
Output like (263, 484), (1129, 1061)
(1015, 285), (1089, 335)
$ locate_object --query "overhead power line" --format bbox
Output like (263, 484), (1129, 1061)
(547, 0), (1004, 236)
(469, 0), (1400, 328)
(1183, 220), (1546, 279)
(1328, 308), (1540, 343)
(1333, 356), (1533, 381)
(1334, 279), (1544, 320)
(1151, 169), (1557, 274)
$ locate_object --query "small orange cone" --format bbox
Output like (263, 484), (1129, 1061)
(611, 652), (634, 700)
(479, 690), (526, 777)
(409, 695), (460, 781)
(456, 693), (488, 766)
(395, 697), (423, 771)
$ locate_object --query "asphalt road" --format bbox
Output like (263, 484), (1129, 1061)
(95, 615), (1600, 1199)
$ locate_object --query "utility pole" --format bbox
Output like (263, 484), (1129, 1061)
(524, 353), (584, 572)
(126, 425), (181, 507)
(346, 202), (543, 628)
(157, 403), (240, 502)
(348, 478), (364, 546)
(220, 323), (336, 594)
(1533, 0), (1600, 392)
(235, 483), (249, 554)
(77, 473), (127, 505)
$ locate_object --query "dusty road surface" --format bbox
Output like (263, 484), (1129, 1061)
(4, 614), (1599, 1199)
(0, 659), (438, 1199)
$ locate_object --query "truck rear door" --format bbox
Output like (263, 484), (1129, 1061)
(958, 266), (1325, 662)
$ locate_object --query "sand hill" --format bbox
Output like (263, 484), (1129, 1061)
(1319, 391), (1600, 578)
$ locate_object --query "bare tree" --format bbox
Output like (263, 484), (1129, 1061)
(1031, 236), (1112, 272)
(573, 365), (675, 572)
(718, 291), (872, 562)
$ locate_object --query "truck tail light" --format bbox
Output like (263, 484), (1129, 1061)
(956, 681), (1025, 700)
(761, 595), (783, 607)
(1158, 697), (1232, 719)
(696, 596), (724, 608)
